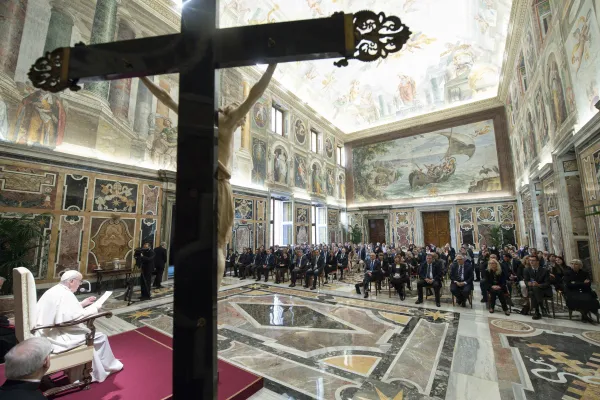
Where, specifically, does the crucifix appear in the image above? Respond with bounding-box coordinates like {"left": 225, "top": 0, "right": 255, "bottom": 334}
{"left": 28, "top": 1, "right": 410, "bottom": 397}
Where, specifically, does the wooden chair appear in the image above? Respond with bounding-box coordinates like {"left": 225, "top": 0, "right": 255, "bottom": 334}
{"left": 13, "top": 267, "right": 113, "bottom": 397}
{"left": 486, "top": 290, "right": 512, "bottom": 313}
{"left": 452, "top": 289, "right": 473, "bottom": 308}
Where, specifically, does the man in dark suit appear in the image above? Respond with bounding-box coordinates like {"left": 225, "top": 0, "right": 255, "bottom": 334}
{"left": 153, "top": 242, "right": 168, "bottom": 288}
{"left": 256, "top": 248, "right": 275, "bottom": 282}
{"left": 524, "top": 256, "right": 552, "bottom": 319}
{"left": 238, "top": 248, "right": 251, "bottom": 280}
{"left": 450, "top": 255, "right": 473, "bottom": 307}
{"left": 305, "top": 249, "right": 324, "bottom": 290}
{"left": 135, "top": 242, "right": 155, "bottom": 301}
{"left": 337, "top": 248, "right": 348, "bottom": 280}
{"left": 290, "top": 249, "right": 309, "bottom": 287}
{"left": 0, "top": 337, "right": 52, "bottom": 399}
{"left": 355, "top": 253, "right": 380, "bottom": 298}
{"left": 416, "top": 254, "right": 443, "bottom": 307}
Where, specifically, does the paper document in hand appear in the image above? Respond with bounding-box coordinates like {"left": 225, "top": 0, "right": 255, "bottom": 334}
{"left": 95, "top": 291, "right": 113, "bottom": 309}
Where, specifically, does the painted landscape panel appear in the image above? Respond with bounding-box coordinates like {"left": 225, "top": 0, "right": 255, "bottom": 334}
{"left": 352, "top": 120, "right": 500, "bottom": 202}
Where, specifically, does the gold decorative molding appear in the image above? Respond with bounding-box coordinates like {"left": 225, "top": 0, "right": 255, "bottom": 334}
{"left": 345, "top": 98, "right": 503, "bottom": 142}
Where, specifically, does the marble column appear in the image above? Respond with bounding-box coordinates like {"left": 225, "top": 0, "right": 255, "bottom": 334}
{"left": 43, "top": 4, "right": 74, "bottom": 54}
{"left": 133, "top": 79, "right": 152, "bottom": 135}
{"left": 85, "top": 0, "right": 118, "bottom": 99}
{"left": 529, "top": 180, "right": 544, "bottom": 250}
{"left": 0, "top": 0, "right": 28, "bottom": 79}
{"left": 555, "top": 154, "right": 577, "bottom": 262}
{"left": 235, "top": 80, "right": 253, "bottom": 182}
{"left": 108, "top": 21, "right": 135, "bottom": 119}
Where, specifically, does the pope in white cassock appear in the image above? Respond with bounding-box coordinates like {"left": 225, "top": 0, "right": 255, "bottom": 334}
{"left": 35, "top": 270, "right": 123, "bottom": 382}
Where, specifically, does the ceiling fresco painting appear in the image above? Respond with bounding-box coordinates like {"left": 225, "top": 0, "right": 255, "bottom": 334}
{"left": 219, "top": 0, "right": 513, "bottom": 133}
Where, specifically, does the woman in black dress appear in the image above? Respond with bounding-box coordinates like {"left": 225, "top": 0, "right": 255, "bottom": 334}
{"left": 563, "top": 259, "right": 599, "bottom": 323}
{"left": 275, "top": 250, "right": 291, "bottom": 284}
{"left": 486, "top": 259, "right": 510, "bottom": 315}
{"left": 550, "top": 256, "right": 566, "bottom": 292}
{"left": 389, "top": 256, "right": 410, "bottom": 300}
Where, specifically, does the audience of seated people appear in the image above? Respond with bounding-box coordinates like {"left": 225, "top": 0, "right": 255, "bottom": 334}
{"left": 222, "top": 241, "right": 598, "bottom": 323}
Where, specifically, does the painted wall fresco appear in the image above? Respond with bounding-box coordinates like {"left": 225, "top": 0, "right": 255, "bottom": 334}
{"left": 0, "top": 0, "right": 345, "bottom": 210}
{"left": 563, "top": 0, "right": 600, "bottom": 127}
{"left": 352, "top": 120, "right": 500, "bottom": 202}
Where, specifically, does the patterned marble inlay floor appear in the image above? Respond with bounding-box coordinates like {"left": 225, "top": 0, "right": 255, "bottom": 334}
{"left": 117, "top": 283, "right": 458, "bottom": 399}
{"left": 101, "top": 280, "right": 600, "bottom": 400}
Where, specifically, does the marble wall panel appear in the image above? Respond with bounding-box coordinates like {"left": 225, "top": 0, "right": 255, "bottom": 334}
{"left": 140, "top": 218, "right": 157, "bottom": 247}
{"left": 233, "top": 222, "right": 253, "bottom": 254}
{"left": 296, "top": 225, "right": 309, "bottom": 244}
{"left": 256, "top": 222, "right": 266, "bottom": 249}
{"left": 87, "top": 217, "right": 135, "bottom": 274}
{"left": 93, "top": 179, "right": 138, "bottom": 213}
{"left": 0, "top": 165, "right": 57, "bottom": 209}
{"left": 565, "top": 175, "right": 589, "bottom": 236}
{"left": 548, "top": 215, "right": 564, "bottom": 256}
{"left": 55, "top": 215, "right": 84, "bottom": 277}
{"left": 234, "top": 198, "right": 253, "bottom": 220}
{"left": 256, "top": 200, "right": 266, "bottom": 221}
{"left": 62, "top": 174, "right": 89, "bottom": 211}
{"left": 142, "top": 184, "right": 160, "bottom": 216}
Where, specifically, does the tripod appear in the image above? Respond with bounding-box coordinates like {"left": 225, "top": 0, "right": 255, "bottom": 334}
{"left": 124, "top": 264, "right": 142, "bottom": 306}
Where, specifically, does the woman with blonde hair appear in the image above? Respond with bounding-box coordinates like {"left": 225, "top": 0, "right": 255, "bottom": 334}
{"left": 487, "top": 258, "right": 510, "bottom": 315}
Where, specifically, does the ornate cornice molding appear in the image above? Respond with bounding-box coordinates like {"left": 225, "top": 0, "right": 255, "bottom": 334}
{"left": 497, "top": 0, "right": 529, "bottom": 103}
{"left": 344, "top": 98, "right": 503, "bottom": 142}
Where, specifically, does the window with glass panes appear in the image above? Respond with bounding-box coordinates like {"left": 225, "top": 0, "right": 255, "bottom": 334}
{"left": 270, "top": 198, "right": 292, "bottom": 246}
{"left": 311, "top": 205, "right": 317, "bottom": 244}
{"left": 336, "top": 145, "right": 344, "bottom": 166}
{"left": 271, "top": 105, "right": 284, "bottom": 135}
{"left": 317, "top": 207, "right": 327, "bottom": 244}
{"left": 311, "top": 130, "right": 319, "bottom": 153}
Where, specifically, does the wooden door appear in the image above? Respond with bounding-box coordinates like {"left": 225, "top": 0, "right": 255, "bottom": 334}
{"left": 368, "top": 219, "right": 386, "bottom": 244}
{"left": 422, "top": 212, "right": 450, "bottom": 247}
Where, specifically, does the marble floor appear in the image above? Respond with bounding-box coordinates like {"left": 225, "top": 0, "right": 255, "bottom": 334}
{"left": 93, "top": 276, "right": 600, "bottom": 399}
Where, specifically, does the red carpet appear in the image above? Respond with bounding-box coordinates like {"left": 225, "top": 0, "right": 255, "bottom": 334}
{"left": 0, "top": 327, "right": 263, "bottom": 400}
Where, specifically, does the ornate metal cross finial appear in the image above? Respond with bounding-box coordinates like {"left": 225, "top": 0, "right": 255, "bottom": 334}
{"left": 28, "top": 46, "right": 82, "bottom": 93}
{"left": 334, "top": 10, "right": 412, "bottom": 67}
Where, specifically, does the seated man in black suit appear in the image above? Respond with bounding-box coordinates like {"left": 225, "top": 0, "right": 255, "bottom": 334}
{"left": 337, "top": 248, "right": 349, "bottom": 280}
{"left": 0, "top": 337, "right": 52, "bottom": 399}
{"left": 324, "top": 249, "right": 337, "bottom": 284}
{"left": 450, "top": 254, "right": 473, "bottom": 307}
{"left": 305, "top": 249, "right": 324, "bottom": 290}
{"left": 355, "top": 253, "right": 380, "bottom": 299}
{"left": 256, "top": 248, "right": 275, "bottom": 282}
{"left": 524, "top": 256, "right": 552, "bottom": 319}
{"left": 290, "top": 249, "right": 309, "bottom": 287}
{"left": 250, "top": 247, "right": 263, "bottom": 279}
{"left": 416, "top": 254, "right": 443, "bottom": 307}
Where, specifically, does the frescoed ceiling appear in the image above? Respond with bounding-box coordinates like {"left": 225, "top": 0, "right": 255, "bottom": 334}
{"left": 218, "top": 0, "right": 514, "bottom": 134}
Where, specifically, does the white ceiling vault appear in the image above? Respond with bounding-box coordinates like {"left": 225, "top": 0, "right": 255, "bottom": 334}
{"left": 218, "top": 0, "right": 514, "bottom": 135}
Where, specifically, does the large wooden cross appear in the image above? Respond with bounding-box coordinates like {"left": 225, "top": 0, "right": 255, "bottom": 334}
{"left": 28, "top": 1, "right": 410, "bottom": 398}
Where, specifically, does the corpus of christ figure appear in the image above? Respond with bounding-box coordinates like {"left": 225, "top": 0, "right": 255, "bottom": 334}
{"left": 140, "top": 65, "right": 277, "bottom": 288}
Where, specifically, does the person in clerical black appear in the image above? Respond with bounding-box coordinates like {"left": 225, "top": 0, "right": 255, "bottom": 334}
{"left": 377, "top": 252, "right": 389, "bottom": 290}
{"left": 239, "top": 248, "right": 253, "bottom": 280}
{"left": 523, "top": 256, "right": 551, "bottom": 320}
{"left": 275, "top": 249, "right": 290, "bottom": 284}
{"left": 563, "top": 259, "right": 599, "bottom": 323}
{"left": 256, "top": 248, "right": 275, "bottom": 282}
{"left": 416, "top": 253, "right": 443, "bottom": 307}
{"left": 135, "top": 242, "right": 155, "bottom": 301}
{"left": 450, "top": 254, "right": 473, "bottom": 307}
{"left": 289, "top": 249, "right": 309, "bottom": 288}
{"left": 153, "top": 242, "right": 168, "bottom": 288}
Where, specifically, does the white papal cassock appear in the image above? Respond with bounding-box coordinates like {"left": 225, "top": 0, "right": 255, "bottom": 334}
{"left": 35, "top": 284, "right": 123, "bottom": 382}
